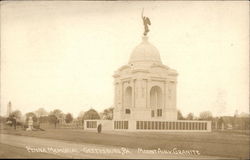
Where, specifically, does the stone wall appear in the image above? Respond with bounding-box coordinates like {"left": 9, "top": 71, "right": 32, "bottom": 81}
{"left": 84, "top": 119, "right": 211, "bottom": 132}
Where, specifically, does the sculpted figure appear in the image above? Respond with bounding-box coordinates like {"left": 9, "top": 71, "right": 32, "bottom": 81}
{"left": 141, "top": 9, "right": 151, "bottom": 36}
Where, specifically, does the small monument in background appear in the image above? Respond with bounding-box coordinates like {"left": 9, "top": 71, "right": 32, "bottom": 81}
{"left": 7, "top": 101, "right": 12, "bottom": 117}
{"left": 26, "top": 116, "right": 33, "bottom": 131}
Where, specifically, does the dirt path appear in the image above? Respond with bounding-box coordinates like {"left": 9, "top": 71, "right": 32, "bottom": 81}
{"left": 0, "top": 134, "right": 229, "bottom": 159}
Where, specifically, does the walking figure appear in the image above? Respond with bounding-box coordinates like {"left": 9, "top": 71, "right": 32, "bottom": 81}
{"left": 97, "top": 123, "right": 102, "bottom": 133}
{"left": 13, "top": 117, "right": 17, "bottom": 130}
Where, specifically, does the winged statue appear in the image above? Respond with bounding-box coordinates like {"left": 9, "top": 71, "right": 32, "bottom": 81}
{"left": 141, "top": 9, "right": 151, "bottom": 36}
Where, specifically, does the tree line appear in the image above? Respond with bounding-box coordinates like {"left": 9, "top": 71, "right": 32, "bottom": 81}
{"left": 1, "top": 107, "right": 249, "bottom": 130}
{"left": 1, "top": 107, "right": 113, "bottom": 129}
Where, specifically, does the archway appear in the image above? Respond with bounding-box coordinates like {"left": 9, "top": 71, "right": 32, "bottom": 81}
{"left": 150, "top": 86, "right": 162, "bottom": 108}
{"left": 124, "top": 86, "right": 132, "bottom": 108}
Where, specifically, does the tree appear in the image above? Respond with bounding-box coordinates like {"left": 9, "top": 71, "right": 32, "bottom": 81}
{"left": 25, "top": 112, "right": 38, "bottom": 122}
{"left": 77, "top": 111, "right": 85, "bottom": 126}
{"left": 78, "top": 111, "right": 85, "bottom": 119}
{"left": 50, "top": 109, "right": 63, "bottom": 119}
{"left": 35, "top": 108, "right": 48, "bottom": 117}
{"left": 177, "top": 110, "right": 184, "bottom": 120}
{"left": 101, "top": 107, "right": 114, "bottom": 120}
{"left": 0, "top": 116, "right": 6, "bottom": 123}
{"left": 218, "top": 117, "right": 224, "bottom": 129}
{"left": 199, "top": 111, "right": 213, "bottom": 120}
{"left": 65, "top": 113, "right": 73, "bottom": 123}
{"left": 186, "top": 113, "right": 194, "bottom": 120}
{"left": 39, "top": 116, "right": 49, "bottom": 123}
{"left": 49, "top": 109, "right": 64, "bottom": 127}
{"left": 8, "top": 110, "right": 22, "bottom": 129}
{"left": 83, "top": 109, "right": 100, "bottom": 120}
{"left": 48, "top": 114, "right": 58, "bottom": 128}
{"left": 50, "top": 109, "right": 64, "bottom": 121}
{"left": 9, "top": 110, "right": 22, "bottom": 120}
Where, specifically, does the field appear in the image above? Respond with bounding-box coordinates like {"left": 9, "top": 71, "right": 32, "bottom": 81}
{"left": 1, "top": 128, "right": 249, "bottom": 159}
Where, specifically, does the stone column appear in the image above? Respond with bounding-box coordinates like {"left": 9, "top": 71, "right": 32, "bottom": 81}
{"left": 173, "top": 81, "right": 177, "bottom": 108}
{"left": 165, "top": 80, "right": 170, "bottom": 108}
{"left": 131, "top": 79, "right": 135, "bottom": 108}
{"left": 147, "top": 79, "right": 152, "bottom": 108}
{"left": 215, "top": 121, "right": 218, "bottom": 130}
{"left": 119, "top": 80, "right": 123, "bottom": 109}
{"left": 137, "top": 78, "right": 142, "bottom": 108}
{"left": 114, "top": 82, "right": 118, "bottom": 107}
{"left": 164, "top": 80, "right": 167, "bottom": 109}
{"left": 141, "top": 79, "right": 147, "bottom": 107}
{"left": 146, "top": 79, "right": 148, "bottom": 108}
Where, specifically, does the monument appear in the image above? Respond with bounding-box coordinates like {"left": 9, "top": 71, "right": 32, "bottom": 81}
{"left": 113, "top": 14, "right": 178, "bottom": 121}
{"left": 84, "top": 12, "right": 211, "bottom": 132}
{"left": 7, "top": 101, "right": 12, "bottom": 117}
{"left": 26, "top": 116, "right": 33, "bottom": 131}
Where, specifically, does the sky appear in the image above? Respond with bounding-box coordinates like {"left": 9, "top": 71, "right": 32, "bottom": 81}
{"left": 1, "top": 1, "right": 249, "bottom": 118}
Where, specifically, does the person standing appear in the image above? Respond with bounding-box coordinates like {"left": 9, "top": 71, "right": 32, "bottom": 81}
{"left": 97, "top": 123, "right": 102, "bottom": 133}
{"left": 13, "top": 116, "right": 17, "bottom": 130}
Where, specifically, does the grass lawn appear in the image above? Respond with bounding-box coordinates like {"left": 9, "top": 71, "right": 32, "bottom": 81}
{"left": 1, "top": 128, "right": 249, "bottom": 159}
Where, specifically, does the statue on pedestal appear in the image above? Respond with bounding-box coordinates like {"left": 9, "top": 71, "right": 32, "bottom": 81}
{"left": 26, "top": 116, "right": 33, "bottom": 131}
{"left": 141, "top": 9, "right": 151, "bottom": 36}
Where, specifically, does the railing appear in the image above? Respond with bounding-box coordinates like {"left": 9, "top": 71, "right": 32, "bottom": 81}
{"left": 114, "top": 121, "right": 129, "bottom": 129}
{"left": 40, "top": 122, "right": 84, "bottom": 129}
{"left": 136, "top": 121, "right": 209, "bottom": 130}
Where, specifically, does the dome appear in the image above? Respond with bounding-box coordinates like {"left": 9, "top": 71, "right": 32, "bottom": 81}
{"left": 129, "top": 36, "right": 162, "bottom": 64}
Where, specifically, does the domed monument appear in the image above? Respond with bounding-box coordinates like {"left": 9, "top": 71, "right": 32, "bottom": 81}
{"left": 85, "top": 11, "right": 211, "bottom": 132}
{"left": 113, "top": 35, "right": 178, "bottom": 121}
{"left": 113, "top": 10, "right": 178, "bottom": 123}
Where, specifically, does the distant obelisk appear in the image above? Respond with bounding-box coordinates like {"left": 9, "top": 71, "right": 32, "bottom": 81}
{"left": 7, "top": 101, "right": 12, "bottom": 117}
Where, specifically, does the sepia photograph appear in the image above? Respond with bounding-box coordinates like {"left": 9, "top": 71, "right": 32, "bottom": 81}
{"left": 0, "top": 1, "right": 249, "bottom": 159}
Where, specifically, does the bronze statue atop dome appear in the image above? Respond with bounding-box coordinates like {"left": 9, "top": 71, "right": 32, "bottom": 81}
{"left": 141, "top": 9, "right": 151, "bottom": 36}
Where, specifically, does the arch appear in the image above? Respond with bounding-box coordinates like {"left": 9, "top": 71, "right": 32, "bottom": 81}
{"left": 150, "top": 86, "right": 162, "bottom": 108}
{"left": 124, "top": 86, "right": 132, "bottom": 108}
